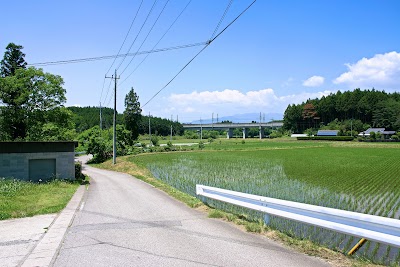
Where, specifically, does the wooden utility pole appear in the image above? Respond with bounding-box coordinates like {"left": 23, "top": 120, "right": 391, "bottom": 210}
{"left": 99, "top": 102, "right": 102, "bottom": 130}
{"left": 105, "top": 70, "right": 119, "bottom": 164}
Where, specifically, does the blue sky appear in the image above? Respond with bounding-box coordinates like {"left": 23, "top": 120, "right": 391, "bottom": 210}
{"left": 1, "top": 0, "right": 400, "bottom": 122}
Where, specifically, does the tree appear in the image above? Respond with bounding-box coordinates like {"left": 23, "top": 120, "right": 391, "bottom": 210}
{"left": 0, "top": 43, "right": 27, "bottom": 77}
{"left": 0, "top": 67, "right": 71, "bottom": 140}
{"left": 372, "top": 99, "right": 400, "bottom": 130}
{"left": 283, "top": 104, "right": 303, "bottom": 132}
{"left": 124, "top": 88, "right": 142, "bottom": 143}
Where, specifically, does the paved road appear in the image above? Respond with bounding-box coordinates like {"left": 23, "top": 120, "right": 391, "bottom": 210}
{"left": 54, "top": 162, "right": 330, "bottom": 267}
{"left": 0, "top": 214, "right": 56, "bottom": 267}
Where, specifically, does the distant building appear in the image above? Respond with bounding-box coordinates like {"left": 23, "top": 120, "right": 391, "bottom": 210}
{"left": 358, "top": 128, "right": 396, "bottom": 138}
{"left": 317, "top": 130, "right": 339, "bottom": 136}
{"left": 291, "top": 134, "right": 307, "bottom": 138}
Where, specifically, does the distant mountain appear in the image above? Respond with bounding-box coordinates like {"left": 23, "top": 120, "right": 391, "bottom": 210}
{"left": 189, "top": 113, "right": 283, "bottom": 124}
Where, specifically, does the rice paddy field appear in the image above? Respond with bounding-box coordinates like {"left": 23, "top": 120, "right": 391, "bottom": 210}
{"left": 128, "top": 139, "right": 400, "bottom": 265}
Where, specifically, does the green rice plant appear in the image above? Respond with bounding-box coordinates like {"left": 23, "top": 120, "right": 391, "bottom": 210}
{"left": 131, "top": 141, "right": 400, "bottom": 264}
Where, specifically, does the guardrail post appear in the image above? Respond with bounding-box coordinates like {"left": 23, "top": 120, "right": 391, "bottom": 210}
{"left": 348, "top": 238, "right": 367, "bottom": 255}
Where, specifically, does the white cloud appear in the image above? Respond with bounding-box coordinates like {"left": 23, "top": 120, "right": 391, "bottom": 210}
{"left": 303, "top": 76, "right": 325, "bottom": 87}
{"left": 164, "top": 88, "right": 331, "bottom": 120}
{"left": 334, "top": 51, "right": 400, "bottom": 89}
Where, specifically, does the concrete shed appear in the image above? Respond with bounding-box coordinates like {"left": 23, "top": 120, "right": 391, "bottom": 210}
{"left": 0, "top": 142, "right": 77, "bottom": 182}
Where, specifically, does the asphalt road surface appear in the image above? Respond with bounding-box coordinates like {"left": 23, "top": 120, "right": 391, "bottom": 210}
{"left": 53, "top": 161, "right": 330, "bottom": 267}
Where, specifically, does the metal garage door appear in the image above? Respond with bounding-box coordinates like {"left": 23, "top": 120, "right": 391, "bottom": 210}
{"left": 29, "top": 159, "right": 56, "bottom": 182}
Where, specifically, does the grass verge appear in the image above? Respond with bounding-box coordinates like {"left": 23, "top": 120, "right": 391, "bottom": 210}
{"left": 94, "top": 155, "right": 384, "bottom": 267}
{"left": 0, "top": 178, "right": 79, "bottom": 220}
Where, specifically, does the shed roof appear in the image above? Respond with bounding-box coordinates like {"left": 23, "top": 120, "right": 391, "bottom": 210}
{"left": 364, "top": 128, "right": 385, "bottom": 134}
{"left": 317, "top": 130, "right": 339, "bottom": 136}
{"left": 0, "top": 142, "right": 78, "bottom": 153}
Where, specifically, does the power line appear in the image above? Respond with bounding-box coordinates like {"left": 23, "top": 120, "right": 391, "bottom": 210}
{"left": 105, "top": 0, "right": 144, "bottom": 76}
{"left": 210, "top": 0, "right": 234, "bottom": 40}
{"left": 103, "top": 77, "right": 114, "bottom": 107}
{"left": 99, "top": 78, "right": 106, "bottom": 106}
{"left": 119, "top": 0, "right": 192, "bottom": 87}
{"left": 27, "top": 42, "right": 206, "bottom": 67}
{"left": 119, "top": 0, "right": 169, "bottom": 76}
{"left": 115, "top": 0, "right": 158, "bottom": 71}
{"left": 142, "top": 0, "right": 257, "bottom": 108}
{"left": 100, "top": 1, "right": 143, "bottom": 108}
{"left": 142, "top": 45, "right": 207, "bottom": 109}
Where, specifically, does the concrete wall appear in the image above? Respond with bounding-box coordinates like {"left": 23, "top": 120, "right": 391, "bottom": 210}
{"left": 0, "top": 152, "right": 75, "bottom": 181}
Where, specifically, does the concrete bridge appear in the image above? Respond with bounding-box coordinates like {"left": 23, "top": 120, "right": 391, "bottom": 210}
{"left": 182, "top": 122, "right": 283, "bottom": 139}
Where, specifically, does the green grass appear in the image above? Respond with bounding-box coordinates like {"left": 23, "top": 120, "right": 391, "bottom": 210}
{"left": 0, "top": 178, "right": 79, "bottom": 220}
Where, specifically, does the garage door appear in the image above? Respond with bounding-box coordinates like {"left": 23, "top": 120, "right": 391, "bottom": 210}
{"left": 29, "top": 159, "right": 56, "bottom": 182}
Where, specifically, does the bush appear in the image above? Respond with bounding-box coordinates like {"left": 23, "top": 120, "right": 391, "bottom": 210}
{"left": 297, "top": 136, "right": 354, "bottom": 141}
{"left": 269, "top": 131, "right": 283, "bottom": 139}
{"left": 199, "top": 141, "right": 205, "bottom": 150}
{"left": 392, "top": 135, "right": 399, "bottom": 140}
{"left": 75, "top": 162, "right": 83, "bottom": 179}
{"left": 150, "top": 136, "right": 159, "bottom": 146}
{"left": 369, "top": 131, "right": 376, "bottom": 141}
{"left": 87, "top": 137, "right": 112, "bottom": 163}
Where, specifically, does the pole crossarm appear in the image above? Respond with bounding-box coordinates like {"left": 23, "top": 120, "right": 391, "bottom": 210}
{"left": 196, "top": 185, "right": 400, "bottom": 247}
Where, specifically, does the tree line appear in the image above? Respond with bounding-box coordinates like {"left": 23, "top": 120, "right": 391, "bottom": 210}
{"left": 283, "top": 89, "right": 400, "bottom": 134}
{"left": 68, "top": 106, "right": 183, "bottom": 136}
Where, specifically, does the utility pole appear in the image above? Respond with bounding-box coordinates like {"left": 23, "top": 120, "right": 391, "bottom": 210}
{"left": 148, "top": 112, "right": 151, "bottom": 146}
{"left": 200, "top": 117, "right": 203, "bottom": 140}
{"left": 170, "top": 125, "right": 173, "bottom": 141}
{"left": 105, "top": 69, "right": 119, "bottom": 165}
{"left": 99, "top": 102, "right": 102, "bottom": 130}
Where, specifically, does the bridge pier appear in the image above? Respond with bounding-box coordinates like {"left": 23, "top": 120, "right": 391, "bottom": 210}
{"left": 226, "top": 128, "right": 233, "bottom": 139}
{"left": 259, "top": 126, "right": 264, "bottom": 139}
{"left": 242, "top": 128, "right": 248, "bottom": 139}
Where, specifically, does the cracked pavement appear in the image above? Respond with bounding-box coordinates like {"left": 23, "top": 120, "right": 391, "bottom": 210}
{"left": 0, "top": 214, "right": 56, "bottom": 267}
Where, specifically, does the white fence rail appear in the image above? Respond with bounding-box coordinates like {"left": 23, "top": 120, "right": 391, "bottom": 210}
{"left": 196, "top": 185, "right": 400, "bottom": 247}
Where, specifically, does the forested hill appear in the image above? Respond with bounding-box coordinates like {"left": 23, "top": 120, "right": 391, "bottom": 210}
{"left": 68, "top": 106, "right": 183, "bottom": 136}
{"left": 67, "top": 106, "right": 122, "bottom": 132}
{"left": 283, "top": 89, "right": 400, "bottom": 133}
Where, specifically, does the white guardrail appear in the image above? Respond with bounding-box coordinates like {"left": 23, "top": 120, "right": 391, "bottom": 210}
{"left": 196, "top": 185, "right": 400, "bottom": 247}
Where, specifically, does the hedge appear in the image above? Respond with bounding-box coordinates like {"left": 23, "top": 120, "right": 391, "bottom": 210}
{"left": 297, "top": 136, "right": 354, "bottom": 141}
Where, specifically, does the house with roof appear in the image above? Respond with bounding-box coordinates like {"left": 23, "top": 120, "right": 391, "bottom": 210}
{"left": 317, "top": 130, "right": 339, "bottom": 136}
{"left": 358, "top": 128, "right": 396, "bottom": 139}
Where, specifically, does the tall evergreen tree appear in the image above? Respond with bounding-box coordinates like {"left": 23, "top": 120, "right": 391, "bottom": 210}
{"left": 124, "top": 88, "right": 142, "bottom": 143}
{"left": 0, "top": 43, "right": 27, "bottom": 77}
